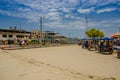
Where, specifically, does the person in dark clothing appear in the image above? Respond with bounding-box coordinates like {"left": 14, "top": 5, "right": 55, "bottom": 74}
{"left": 117, "top": 40, "right": 120, "bottom": 46}
{"left": 99, "top": 41, "right": 104, "bottom": 52}
{"left": 8, "top": 39, "right": 14, "bottom": 47}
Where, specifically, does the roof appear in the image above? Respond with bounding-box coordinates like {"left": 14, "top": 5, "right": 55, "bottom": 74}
{"left": 0, "top": 29, "right": 31, "bottom": 34}
{"left": 80, "top": 37, "right": 114, "bottom": 40}
{"left": 55, "top": 35, "right": 67, "bottom": 38}
{"left": 110, "top": 32, "right": 120, "bottom": 38}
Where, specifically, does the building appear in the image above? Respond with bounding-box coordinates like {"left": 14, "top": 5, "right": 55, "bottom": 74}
{"left": 0, "top": 28, "right": 31, "bottom": 40}
{"left": 31, "top": 30, "right": 67, "bottom": 43}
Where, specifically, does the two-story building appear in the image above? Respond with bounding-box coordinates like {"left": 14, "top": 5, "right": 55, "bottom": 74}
{"left": 0, "top": 28, "right": 31, "bottom": 40}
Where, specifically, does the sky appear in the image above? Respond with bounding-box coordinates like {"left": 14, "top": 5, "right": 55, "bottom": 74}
{"left": 0, "top": 0, "right": 120, "bottom": 38}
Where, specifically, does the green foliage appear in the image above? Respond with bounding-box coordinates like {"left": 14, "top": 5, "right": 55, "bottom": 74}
{"left": 85, "top": 28, "right": 104, "bottom": 37}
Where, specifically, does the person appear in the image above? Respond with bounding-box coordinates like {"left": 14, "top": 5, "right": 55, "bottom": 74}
{"left": 14, "top": 38, "right": 17, "bottom": 45}
{"left": 19, "top": 40, "right": 22, "bottom": 46}
{"left": 22, "top": 40, "right": 25, "bottom": 47}
{"left": 8, "top": 39, "right": 12, "bottom": 47}
{"left": 99, "top": 40, "right": 104, "bottom": 52}
{"left": 85, "top": 41, "right": 88, "bottom": 48}
{"left": 106, "top": 41, "right": 110, "bottom": 48}
{"left": 117, "top": 40, "right": 120, "bottom": 46}
{"left": 109, "top": 41, "right": 113, "bottom": 47}
{"left": 19, "top": 39, "right": 25, "bottom": 47}
{"left": 2, "top": 40, "right": 6, "bottom": 47}
{"left": 27, "top": 39, "right": 31, "bottom": 46}
{"left": 103, "top": 40, "right": 106, "bottom": 47}
{"left": 82, "top": 41, "right": 85, "bottom": 48}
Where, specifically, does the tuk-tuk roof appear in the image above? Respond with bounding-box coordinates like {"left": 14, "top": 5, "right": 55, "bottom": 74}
{"left": 81, "top": 37, "right": 114, "bottom": 40}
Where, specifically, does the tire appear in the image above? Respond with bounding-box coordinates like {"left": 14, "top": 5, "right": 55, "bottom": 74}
{"left": 98, "top": 48, "right": 100, "bottom": 53}
{"left": 109, "top": 49, "right": 113, "bottom": 54}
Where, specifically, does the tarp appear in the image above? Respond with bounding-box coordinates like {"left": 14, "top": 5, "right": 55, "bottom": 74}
{"left": 80, "top": 37, "right": 98, "bottom": 40}
{"left": 81, "top": 37, "right": 114, "bottom": 40}
{"left": 99, "top": 37, "right": 114, "bottom": 40}
{"left": 81, "top": 38, "right": 87, "bottom": 40}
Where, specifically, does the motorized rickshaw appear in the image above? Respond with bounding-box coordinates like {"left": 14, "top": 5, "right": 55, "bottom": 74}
{"left": 87, "top": 38, "right": 98, "bottom": 51}
{"left": 81, "top": 38, "right": 89, "bottom": 48}
{"left": 98, "top": 37, "right": 114, "bottom": 54}
{"left": 81, "top": 38, "right": 98, "bottom": 50}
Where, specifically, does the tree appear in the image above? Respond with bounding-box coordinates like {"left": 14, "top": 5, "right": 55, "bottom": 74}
{"left": 85, "top": 28, "right": 104, "bottom": 37}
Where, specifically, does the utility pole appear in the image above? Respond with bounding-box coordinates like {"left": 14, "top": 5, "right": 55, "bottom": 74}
{"left": 68, "top": 33, "right": 70, "bottom": 38}
{"left": 85, "top": 14, "right": 88, "bottom": 31}
{"left": 119, "top": 26, "right": 120, "bottom": 32}
{"left": 40, "top": 16, "right": 42, "bottom": 45}
{"left": 85, "top": 14, "right": 88, "bottom": 38}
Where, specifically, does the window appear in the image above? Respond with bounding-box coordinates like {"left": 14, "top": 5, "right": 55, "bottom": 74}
{"left": 9, "top": 35, "right": 13, "bottom": 38}
{"left": 2, "top": 34, "right": 7, "bottom": 38}
{"left": 16, "top": 35, "right": 24, "bottom": 38}
{"left": 16, "top": 35, "right": 20, "bottom": 38}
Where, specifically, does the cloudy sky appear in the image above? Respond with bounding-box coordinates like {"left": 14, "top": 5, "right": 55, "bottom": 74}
{"left": 0, "top": 0, "right": 120, "bottom": 38}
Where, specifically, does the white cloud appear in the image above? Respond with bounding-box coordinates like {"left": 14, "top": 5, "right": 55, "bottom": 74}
{"left": 68, "top": 0, "right": 78, "bottom": 3}
{"left": 97, "top": 0, "right": 117, "bottom": 7}
{"left": 88, "top": 18, "right": 120, "bottom": 28}
{"left": 48, "top": 8, "right": 57, "bottom": 12}
{"left": 61, "top": 8, "right": 73, "bottom": 12}
{"left": 18, "top": 8, "right": 31, "bottom": 12}
{"left": 0, "top": 0, "right": 119, "bottom": 32}
{"left": 97, "top": 8, "right": 117, "bottom": 14}
{"left": 0, "top": 10, "right": 12, "bottom": 16}
{"left": 2, "top": 0, "right": 118, "bottom": 22}
{"left": 80, "top": 0, "right": 118, "bottom": 8}
{"left": 44, "top": 18, "right": 86, "bottom": 30}
{"left": 46, "top": 12, "right": 61, "bottom": 21}
{"left": 112, "top": 19, "right": 120, "bottom": 23}
{"left": 88, "top": 18, "right": 120, "bottom": 37}
{"left": 77, "top": 8, "right": 94, "bottom": 14}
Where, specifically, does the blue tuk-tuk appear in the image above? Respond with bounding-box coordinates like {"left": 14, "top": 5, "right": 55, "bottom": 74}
{"left": 98, "top": 37, "right": 114, "bottom": 54}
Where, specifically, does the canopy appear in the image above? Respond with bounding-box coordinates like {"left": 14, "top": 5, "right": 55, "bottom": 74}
{"left": 81, "top": 38, "right": 87, "bottom": 40}
{"left": 81, "top": 37, "right": 114, "bottom": 40}
{"left": 100, "top": 37, "right": 114, "bottom": 40}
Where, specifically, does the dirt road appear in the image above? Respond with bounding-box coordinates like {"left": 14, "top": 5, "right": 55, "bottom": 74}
{"left": 0, "top": 45, "right": 120, "bottom": 80}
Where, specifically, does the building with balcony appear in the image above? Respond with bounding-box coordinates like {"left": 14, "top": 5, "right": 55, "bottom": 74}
{"left": 0, "top": 28, "right": 31, "bottom": 40}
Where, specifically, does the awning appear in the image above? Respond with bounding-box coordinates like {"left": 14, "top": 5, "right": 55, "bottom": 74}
{"left": 110, "top": 32, "right": 120, "bottom": 38}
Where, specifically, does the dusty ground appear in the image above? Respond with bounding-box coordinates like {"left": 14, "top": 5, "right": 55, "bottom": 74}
{"left": 0, "top": 45, "right": 120, "bottom": 80}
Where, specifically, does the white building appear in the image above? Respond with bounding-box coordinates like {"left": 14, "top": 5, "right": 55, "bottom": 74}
{"left": 0, "top": 29, "right": 31, "bottom": 40}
